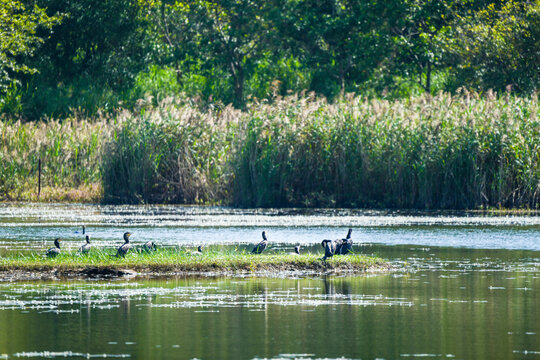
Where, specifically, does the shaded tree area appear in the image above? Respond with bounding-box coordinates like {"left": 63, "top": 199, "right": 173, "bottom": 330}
{"left": 0, "top": 0, "right": 538, "bottom": 119}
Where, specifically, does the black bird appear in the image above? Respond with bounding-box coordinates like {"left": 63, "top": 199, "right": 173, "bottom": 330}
{"left": 289, "top": 245, "right": 301, "bottom": 255}
{"left": 334, "top": 228, "right": 353, "bottom": 255}
{"left": 251, "top": 231, "right": 268, "bottom": 254}
{"left": 193, "top": 245, "right": 203, "bottom": 255}
{"left": 46, "top": 238, "right": 62, "bottom": 258}
{"left": 321, "top": 239, "right": 335, "bottom": 261}
{"left": 79, "top": 235, "right": 92, "bottom": 254}
{"left": 142, "top": 240, "right": 157, "bottom": 252}
{"left": 339, "top": 228, "right": 353, "bottom": 255}
{"left": 75, "top": 225, "right": 86, "bottom": 235}
{"left": 116, "top": 232, "right": 132, "bottom": 258}
{"left": 333, "top": 238, "right": 344, "bottom": 255}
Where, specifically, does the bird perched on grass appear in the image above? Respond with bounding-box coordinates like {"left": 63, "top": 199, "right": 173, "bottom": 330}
{"left": 335, "top": 228, "right": 353, "bottom": 255}
{"left": 321, "top": 239, "right": 335, "bottom": 261}
{"left": 341, "top": 228, "right": 353, "bottom": 254}
{"left": 192, "top": 245, "right": 203, "bottom": 255}
{"left": 116, "top": 232, "right": 132, "bottom": 258}
{"left": 46, "top": 238, "right": 62, "bottom": 258}
{"left": 142, "top": 240, "right": 157, "bottom": 252}
{"left": 78, "top": 235, "right": 92, "bottom": 254}
{"left": 186, "top": 245, "right": 203, "bottom": 256}
{"left": 251, "top": 231, "right": 268, "bottom": 254}
{"left": 289, "top": 245, "right": 301, "bottom": 255}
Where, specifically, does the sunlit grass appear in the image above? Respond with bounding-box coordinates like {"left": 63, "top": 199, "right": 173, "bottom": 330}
{"left": 0, "top": 116, "right": 109, "bottom": 202}
{"left": 0, "top": 248, "right": 387, "bottom": 273}
{"left": 2, "top": 91, "right": 539, "bottom": 208}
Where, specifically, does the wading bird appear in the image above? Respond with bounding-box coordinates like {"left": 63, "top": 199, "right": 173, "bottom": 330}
{"left": 79, "top": 235, "right": 92, "bottom": 254}
{"left": 251, "top": 231, "right": 268, "bottom": 254}
{"left": 116, "top": 232, "right": 132, "bottom": 258}
{"left": 46, "top": 238, "right": 62, "bottom": 258}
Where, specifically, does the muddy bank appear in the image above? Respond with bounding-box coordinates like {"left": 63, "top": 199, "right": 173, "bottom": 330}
{"left": 0, "top": 262, "right": 392, "bottom": 281}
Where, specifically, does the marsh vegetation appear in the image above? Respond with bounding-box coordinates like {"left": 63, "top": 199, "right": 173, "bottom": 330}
{"left": 2, "top": 93, "right": 538, "bottom": 209}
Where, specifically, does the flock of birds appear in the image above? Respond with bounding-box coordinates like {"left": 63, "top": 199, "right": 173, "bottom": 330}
{"left": 45, "top": 226, "right": 355, "bottom": 261}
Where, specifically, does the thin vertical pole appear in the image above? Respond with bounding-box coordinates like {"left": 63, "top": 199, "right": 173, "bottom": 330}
{"left": 38, "top": 157, "right": 41, "bottom": 200}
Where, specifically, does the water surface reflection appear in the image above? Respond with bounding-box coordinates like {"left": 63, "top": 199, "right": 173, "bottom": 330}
{"left": 0, "top": 246, "right": 538, "bottom": 360}
{"left": 0, "top": 204, "right": 538, "bottom": 359}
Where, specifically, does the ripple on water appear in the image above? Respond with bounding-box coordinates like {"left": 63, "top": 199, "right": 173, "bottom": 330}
{"left": 2, "top": 204, "right": 540, "bottom": 251}
{"left": 0, "top": 281, "right": 416, "bottom": 312}
{"left": 253, "top": 356, "right": 353, "bottom": 360}
{"left": 12, "top": 351, "right": 131, "bottom": 358}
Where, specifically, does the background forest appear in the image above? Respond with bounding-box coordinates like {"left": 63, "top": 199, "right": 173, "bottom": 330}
{"left": 0, "top": 0, "right": 539, "bottom": 208}
{"left": 0, "top": 0, "right": 538, "bottom": 118}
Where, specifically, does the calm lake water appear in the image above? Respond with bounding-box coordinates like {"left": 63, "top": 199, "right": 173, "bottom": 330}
{"left": 0, "top": 204, "right": 538, "bottom": 359}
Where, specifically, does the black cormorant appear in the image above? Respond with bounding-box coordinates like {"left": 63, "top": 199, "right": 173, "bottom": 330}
{"left": 46, "top": 238, "right": 62, "bottom": 258}
{"left": 79, "top": 235, "right": 91, "bottom": 254}
{"left": 321, "top": 239, "right": 335, "bottom": 261}
{"left": 192, "top": 245, "right": 203, "bottom": 255}
{"left": 116, "top": 232, "right": 132, "bottom": 258}
{"left": 340, "top": 228, "right": 353, "bottom": 255}
{"left": 289, "top": 245, "right": 301, "bottom": 255}
{"left": 334, "top": 228, "right": 353, "bottom": 255}
{"left": 251, "top": 231, "right": 268, "bottom": 254}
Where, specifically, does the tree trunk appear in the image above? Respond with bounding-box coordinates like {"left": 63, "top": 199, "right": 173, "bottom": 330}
{"left": 426, "top": 60, "right": 431, "bottom": 93}
{"left": 231, "top": 62, "right": 244, "bottom": 107}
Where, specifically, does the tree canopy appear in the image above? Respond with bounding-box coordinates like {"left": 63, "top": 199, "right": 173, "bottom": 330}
{"left": 1, "top": 0, "right": 538, "bottom": 118}
{"left": 0, "top": 0, "right": 59, "bottom": 92}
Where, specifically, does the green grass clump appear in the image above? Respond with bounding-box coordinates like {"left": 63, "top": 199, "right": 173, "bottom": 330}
{"left": 102, "top": 99, "right": 234, "bottom": 204}
{"left": 0, "top": 248, "right": 386, "bottom": 274}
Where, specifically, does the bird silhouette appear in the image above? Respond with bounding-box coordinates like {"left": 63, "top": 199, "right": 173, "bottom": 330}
{"left": 321, "top": 239, "right": 335, "bottom": 261}
{"left": 251, "top": 231, "right": 268, "bottom": 254}
{"left": 46, "top": 238, "right": 62, "bottom": 258}
{"left": 78, "top": 235, "right": 92, "bottom": 254}
{"left": 116, "top": 232, "right": 132, "bottom": 258}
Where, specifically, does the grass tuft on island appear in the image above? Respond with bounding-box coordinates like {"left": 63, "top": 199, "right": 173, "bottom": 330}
{"left": 0, "top": 248, "right": 389, "bottom": 280}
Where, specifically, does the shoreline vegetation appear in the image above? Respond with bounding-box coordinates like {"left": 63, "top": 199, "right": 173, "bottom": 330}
{"left": 1, "top": 92, "right": 539, "bottom": 209}
{"left": 0, "top": 250, "right": 389, "bottom": 281}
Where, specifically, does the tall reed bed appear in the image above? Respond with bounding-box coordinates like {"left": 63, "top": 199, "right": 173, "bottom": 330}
{"left": 102, "top": 99, "right": 238, "bottom": 203}
{"left": 236, "top": 91, "right": 540, "bottom": 208}
{"left": 0, "top": 117, "right": 111, "bottom": 201}
{"left": 2, "top": 92, "right": 539, "bottom": 208}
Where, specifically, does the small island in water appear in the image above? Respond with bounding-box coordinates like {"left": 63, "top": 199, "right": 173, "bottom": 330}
{"left": 0, "top": 248, "right": 389, "bottom": 281}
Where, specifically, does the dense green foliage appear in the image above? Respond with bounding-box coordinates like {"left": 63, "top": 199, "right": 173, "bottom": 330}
{"left": 103, "top": 92, "right": 540, "bottom": 209}
{"left": 102, "top": 100, "right": 232, "bottom": 204}
{"left": 445, "top": 0, "right": 540, "bottom": 93}
{"left": 0, "top": 0, "right": 538, "bottom": 209}
{"left": 3, "top": 93, "right": 537, "bottom": 209}
{"left": 0, "top": 0, "right": 59, "bottom": 93}
{"left": 0, "top": 0, "right": 537, "bottom": 118}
